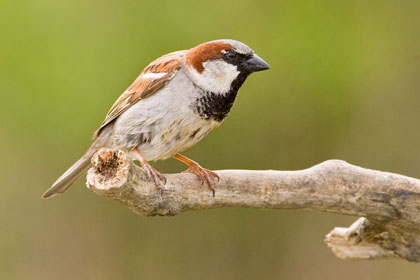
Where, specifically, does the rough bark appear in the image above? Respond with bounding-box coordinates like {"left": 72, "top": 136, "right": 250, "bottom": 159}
{"left": 86, "top": 148, "right": 420, "bottom": 263}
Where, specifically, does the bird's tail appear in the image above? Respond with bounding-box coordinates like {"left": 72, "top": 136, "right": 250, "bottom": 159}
{"left": 42, "top": 125, "right": 112, "bottom": 199}
{"left": 42, "top": 149, "right": 95, "bottom": 199}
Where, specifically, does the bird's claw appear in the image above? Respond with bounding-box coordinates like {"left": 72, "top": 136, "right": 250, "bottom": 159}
{"left": 142, "top": 162, "right": 166, "bottom": 191}
{"left": 184, "top": 163, "right": 219, "bottom": 196}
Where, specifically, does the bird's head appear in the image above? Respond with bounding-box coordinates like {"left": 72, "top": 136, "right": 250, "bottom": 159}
{"left": 184, "top": 39, "right": 270, "bottom": 94}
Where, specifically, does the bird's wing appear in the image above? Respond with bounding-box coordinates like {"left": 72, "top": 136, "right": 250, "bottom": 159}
{"left": 94, "top": 51, "right": 184, "bottom": 137}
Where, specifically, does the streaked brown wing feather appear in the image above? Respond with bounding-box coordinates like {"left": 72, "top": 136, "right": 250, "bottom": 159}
{"left": 94, "top": 51, "right": 184, "bottom": 138}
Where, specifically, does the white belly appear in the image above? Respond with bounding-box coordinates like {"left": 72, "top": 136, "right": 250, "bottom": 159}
{"left": 111, "top": 70, "right": 220, "bottom": 161}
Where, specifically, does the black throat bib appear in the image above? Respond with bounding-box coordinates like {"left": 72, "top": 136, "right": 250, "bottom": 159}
{"left": 192, "top": 72, "right": 250, "bottom": 122}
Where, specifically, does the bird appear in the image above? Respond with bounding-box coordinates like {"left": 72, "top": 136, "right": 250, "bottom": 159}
{"left": 42, "top": 39, "right": 270, "bottom": 199}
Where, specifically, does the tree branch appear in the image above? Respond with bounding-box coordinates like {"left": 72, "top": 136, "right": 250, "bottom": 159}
{"left": 86, "top": 148, "right": 420, "bottom": 263}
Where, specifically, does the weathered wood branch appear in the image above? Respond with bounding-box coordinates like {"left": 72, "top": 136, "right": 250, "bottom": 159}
{"left": 86, "top": 148, "right": 420, "bottom": 263}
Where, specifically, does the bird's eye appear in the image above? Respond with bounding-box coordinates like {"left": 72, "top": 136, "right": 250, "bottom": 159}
{"left": 226, "top": 51, "right": 237, "bottom": 60}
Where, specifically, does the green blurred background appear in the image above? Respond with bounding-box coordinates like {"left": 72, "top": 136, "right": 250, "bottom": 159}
{"left": 1, "top": 0, "right": 420, "bottom": 279}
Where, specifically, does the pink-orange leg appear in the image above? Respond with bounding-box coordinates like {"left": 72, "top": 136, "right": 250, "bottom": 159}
{"left": 133, "top": 148, "right": 166, "bottom": 190}
{"left": 174, "top": 153, "right": 219, "bottom": 196}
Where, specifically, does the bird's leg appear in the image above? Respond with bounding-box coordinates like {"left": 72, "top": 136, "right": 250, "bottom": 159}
{"left": 173, "top": 153, "right": 219, "bottom": 196}
{"left": 133, "top": 148, "right": 166, "bottom": 191}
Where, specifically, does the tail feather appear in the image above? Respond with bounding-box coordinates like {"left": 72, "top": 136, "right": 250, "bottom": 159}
{"left": 42, "top": 152, "right": 94, "bottom": 199}
{"left": 43, "top": 124, "right": 112, "bottom": 199}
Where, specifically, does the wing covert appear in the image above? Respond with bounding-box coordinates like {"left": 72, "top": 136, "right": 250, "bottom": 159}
{"left": 94, "top": 51, "right": 184, "bottom": 137}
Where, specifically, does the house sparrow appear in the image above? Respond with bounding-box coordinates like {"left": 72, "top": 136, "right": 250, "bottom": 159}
{"left": 42, "top": 39, "right": 270, "bottom": 199}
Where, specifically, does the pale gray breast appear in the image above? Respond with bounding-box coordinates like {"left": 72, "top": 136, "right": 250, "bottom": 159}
{"left": 111, "top": 69, "right": 220, "bottom": 161}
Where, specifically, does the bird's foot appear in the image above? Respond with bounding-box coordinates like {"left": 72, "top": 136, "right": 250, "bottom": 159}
{"left": 141, "top": 161, "right": 166, "bottom": 191}
{"left": 184, "top": 163, "right": 219, "bottom": 196}
{"left": 134, "top": 148, "right": 166, "bottom": 192}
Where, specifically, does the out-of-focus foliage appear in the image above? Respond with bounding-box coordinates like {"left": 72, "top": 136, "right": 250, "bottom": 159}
{"left": 1, "top": 0, "right": 420, "bottom": 279}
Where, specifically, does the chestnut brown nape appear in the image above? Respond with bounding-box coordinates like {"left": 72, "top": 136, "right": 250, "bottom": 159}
{"left": 186, "top": 41, "right": 233, "bottom": 73}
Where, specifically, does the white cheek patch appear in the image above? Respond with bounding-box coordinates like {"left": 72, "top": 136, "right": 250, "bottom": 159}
{"left": 141, "top": 72, "right": 167, "bottom": 79}
{"left": 187, "top": 60, "right": 239, "bottom": 94}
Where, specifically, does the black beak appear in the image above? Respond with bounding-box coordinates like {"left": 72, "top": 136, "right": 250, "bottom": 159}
{"left": 242, "top": 54, "right": 270, "bottom": 73}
